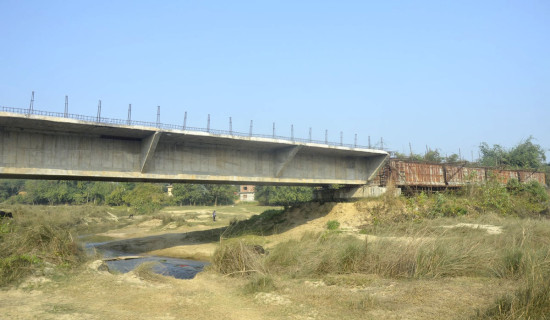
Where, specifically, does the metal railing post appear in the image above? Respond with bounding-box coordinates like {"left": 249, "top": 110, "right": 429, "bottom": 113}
{"left": 64, "top": 95, "right": 68, "bottom": 117}
{"left": 96, "top": 100, "right": 102, "bottom": 122}
{"left": 183, "top": 111, "right": 187, "bottom": 130}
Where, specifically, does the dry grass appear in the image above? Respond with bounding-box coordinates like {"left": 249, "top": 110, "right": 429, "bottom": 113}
{"left": 210, "top": 238, "right": 268, "bottom": 277}
{"left": 0, "top": 205, "right": 131, "bottom": 286}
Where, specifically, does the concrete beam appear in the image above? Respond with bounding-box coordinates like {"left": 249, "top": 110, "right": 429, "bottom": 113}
{"left": 274, "top": 145, "right": 303, "bottom": 178}
{"left": 140, "top": 132, "right": 161, "bottom": 173}
{"left": 0, "top": 112, "right": 390, "bottom": 185}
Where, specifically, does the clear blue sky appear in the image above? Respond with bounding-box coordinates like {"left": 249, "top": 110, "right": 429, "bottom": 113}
{"left": 1, "top": 1, "right": 548, "bottom": 160}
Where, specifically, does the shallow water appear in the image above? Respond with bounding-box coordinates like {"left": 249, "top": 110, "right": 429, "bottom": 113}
{"left": 85, "top": 242, "right": 208, "bottom": 279}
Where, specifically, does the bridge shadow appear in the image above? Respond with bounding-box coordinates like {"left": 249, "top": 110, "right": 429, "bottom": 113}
{"left": 96, "top": 202, "right": 338, "bottom": 255}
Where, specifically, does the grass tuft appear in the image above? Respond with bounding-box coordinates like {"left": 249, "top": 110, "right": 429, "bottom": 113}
{"left": 211, "top": 239, "right": 267, "bottom": 277}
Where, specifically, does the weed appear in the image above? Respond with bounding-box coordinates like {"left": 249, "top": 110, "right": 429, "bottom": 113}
{"left": 326, "top": 220, "right": 340, "bottom": 230}
{"left": 133, "top": 262, "right": 169, "bottom": 282}
{"left": 243, "top": 274, "right": 276, "bottom": 294}
{"left": 151, "top": 212, "right": 187, "bottom": 227}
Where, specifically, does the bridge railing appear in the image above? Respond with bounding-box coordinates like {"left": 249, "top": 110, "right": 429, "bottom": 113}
{"left": 0, "top": 106, "right": 384, "bottom": 150}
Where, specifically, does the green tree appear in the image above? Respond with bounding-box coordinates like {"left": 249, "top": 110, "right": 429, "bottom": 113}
{"left": 255, "top": 186, "right": 313, "bottom": 208}
{"left": 122, "top": 183, "right": 167, "bottom": 214}
{"left": 424, "top": 149, "right": 444, "bottom": 163}
{"left": 106, "top": 185, "right": 128, "bottom": 206}
{"left": 171, "top": 184, "right": 237, "bottom": 206}
{"left": 172, "top": 184, "right": 209, "bottom": 206}
{"left": 205, "top": 185, "right": 237, "bottom": 206}
{"left": 445, "top": 153, "right": 461, "bottom": 163}
{"left": 480, "top": 136, "right": 546, "bottom": 169}
{"left": 0, "top": 180, "right": 24, "bottom": 202}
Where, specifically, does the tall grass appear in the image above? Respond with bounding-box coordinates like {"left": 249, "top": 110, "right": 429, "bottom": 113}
{"left": 211, "top": 215, "right": 550, "bottom": 316}
{"left": 0, "top": 205, "right": 124, "bottom": 286}
{"left": 210, "top": 239, "right": 267, "bottom": 277}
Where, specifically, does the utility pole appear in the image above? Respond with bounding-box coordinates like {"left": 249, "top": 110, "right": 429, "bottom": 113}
{"left": 409, "top": 142, "right": 413, "bottom": 157}
{"left": 229, "top": 117, "right": 233, "bottom": 135}
{"left": 249, "top": 120, "right": 253, "bottom": 137}
{"left": 127, "top": 104, "right": 131, "bottom": 125}
{"left": 325, "top": 130, "right": 328, "bottom": 144}
{"left": 207, "top": 114, "right": 210, "bottom": 132}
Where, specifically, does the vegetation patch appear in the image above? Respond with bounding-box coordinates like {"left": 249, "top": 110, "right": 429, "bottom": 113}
{"left": 211, "top": 239, "right": 267, "bottom": 277}
{"left": 326, "top": 220, "right": 340, "bottom": 230}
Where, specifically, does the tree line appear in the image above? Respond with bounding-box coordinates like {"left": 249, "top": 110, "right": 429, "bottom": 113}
{"left": 0, "top": 181, "right": 238, "bottom": 212}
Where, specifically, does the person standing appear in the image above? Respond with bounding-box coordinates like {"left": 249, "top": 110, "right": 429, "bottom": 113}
{"left": 212, "top": 210, "right": 216, "bottom": 222}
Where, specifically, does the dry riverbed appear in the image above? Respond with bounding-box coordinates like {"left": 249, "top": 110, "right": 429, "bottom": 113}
{"left": 0, "top": 203, "right": 520, "bottom": 319}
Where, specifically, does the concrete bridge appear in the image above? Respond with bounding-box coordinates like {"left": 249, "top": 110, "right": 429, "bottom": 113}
{"left": 0, "top": 108, "right": 388, "bottom": 186}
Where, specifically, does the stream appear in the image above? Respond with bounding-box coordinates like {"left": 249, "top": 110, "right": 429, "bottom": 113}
{"left": 85, "top": 241, "right": 208, "bottom": 279}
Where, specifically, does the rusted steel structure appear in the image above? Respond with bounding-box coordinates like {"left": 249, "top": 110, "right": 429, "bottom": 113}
{"left": 377, "top": 159, "right": 546, "bottom": 192}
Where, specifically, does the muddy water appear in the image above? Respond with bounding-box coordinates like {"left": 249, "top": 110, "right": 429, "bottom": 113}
{"left": 85, "top": 242, "right": 208, "bottom": 279}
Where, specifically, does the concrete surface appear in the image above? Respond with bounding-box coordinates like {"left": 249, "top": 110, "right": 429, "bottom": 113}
{"left": 0, "top": 111, "right": 388, "bottom": 185}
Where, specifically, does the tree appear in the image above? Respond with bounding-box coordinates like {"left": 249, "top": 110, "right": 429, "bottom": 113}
{"left": 205, "top": 184, "right": 237, "bottom": 206}
{"left": 0, "top": 180, "right": 24, "bottom": 202}
{"left": 122, "top": 183, "right": 167, "bottom": 214}
{"left": 171, "top": 184, "right": 237, "bottom": 206}
{"left": 480, "top": 136, "right": 546, "bottom": 169}
{"left": 424, "top": 149, "right": 444, "bottom": 163}
{"left": 445, "top": 153, "right": 461, "bottom": 163}
{"left": 172, "top": 184, "right": 209, "bottom": 206}
{"left": 255, "top": 186, "right": 313, "bottom": 208}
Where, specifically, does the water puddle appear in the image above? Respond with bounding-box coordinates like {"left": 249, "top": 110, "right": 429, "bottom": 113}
{"left": 85, "top": 242, "right": 208, "bottom": 279}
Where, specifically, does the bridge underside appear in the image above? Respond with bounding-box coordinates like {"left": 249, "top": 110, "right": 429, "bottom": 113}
{"left": 0, "top": 112, "right": 388, "bottom": 186}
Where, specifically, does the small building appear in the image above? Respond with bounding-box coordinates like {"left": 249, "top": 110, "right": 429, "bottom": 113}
{"left": 239, "top": 185, "right": 255, "bottom": 202}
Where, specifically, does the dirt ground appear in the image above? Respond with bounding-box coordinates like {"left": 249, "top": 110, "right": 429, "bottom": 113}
{"left": 0, "top": 203, "right": 514, "bottom": 319}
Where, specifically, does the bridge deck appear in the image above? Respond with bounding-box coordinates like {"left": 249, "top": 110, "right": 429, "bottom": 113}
{"left": 0, "top": 111, "right": 388, "bottom": 185}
